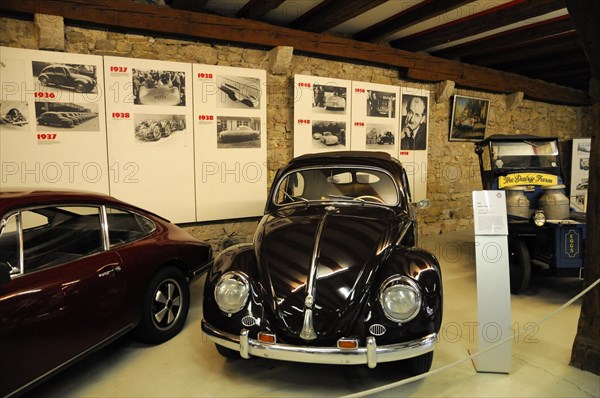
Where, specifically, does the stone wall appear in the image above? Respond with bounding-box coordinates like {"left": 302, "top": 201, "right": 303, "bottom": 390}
{"left": 0, "top": 15, "right": 592, "bottom": 251}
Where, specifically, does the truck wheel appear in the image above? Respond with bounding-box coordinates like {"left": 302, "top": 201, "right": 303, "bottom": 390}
{"left": 509, "top": 238, "right": 531, "bottom": 294}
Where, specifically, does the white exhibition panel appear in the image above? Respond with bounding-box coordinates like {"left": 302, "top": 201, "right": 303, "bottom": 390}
{"left": 103, "top": 56, "right": 195, "bottom": 223}
{"left": 350, "top": 81, "right": 400, "bottom": 157}
{"left": 1, "top": 47, "right": 109, "bottom": 194}
{"left": 193, "top": 65, "right": 267, "bottom": 222}
{"left": 569, "top": 138, "right": 590, "bottom": 212}
{"left": 293, "top": 76, "right": 429, "bottom": 202}
{"left": 293, "top": 74, "right": 352, "bottom": 157}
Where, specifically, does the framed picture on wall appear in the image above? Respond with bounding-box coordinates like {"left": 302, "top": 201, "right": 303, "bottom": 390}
{"left": 449, "top": 95, "right": 490, "bottom": 142}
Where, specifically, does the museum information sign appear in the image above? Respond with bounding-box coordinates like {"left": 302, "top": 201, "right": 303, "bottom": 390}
{"left": 472, "top": 190, "right": 511, "bottom": 374}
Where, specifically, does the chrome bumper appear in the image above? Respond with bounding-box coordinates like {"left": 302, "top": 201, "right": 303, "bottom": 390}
{"left": 201, "top": 320, "right": 437, "bottom": 369}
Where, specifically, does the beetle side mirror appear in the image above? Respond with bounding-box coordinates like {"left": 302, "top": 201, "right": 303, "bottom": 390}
{"left": 414, "top": 199, "right": 431, "bottom": 210}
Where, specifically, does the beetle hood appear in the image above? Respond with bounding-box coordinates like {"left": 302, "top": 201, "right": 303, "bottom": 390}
{"left": 256, "top": 203, "right": 403, "bottom": 343}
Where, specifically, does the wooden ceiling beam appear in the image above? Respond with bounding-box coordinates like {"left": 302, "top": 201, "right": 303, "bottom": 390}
{"left": 467, "top": 32, "right": 582, "bottom": 67}
{"left": 432, "top": 15, "right": 574, "bottom": 60}
{"left": 354, "top": 0, "right": 475, "bottom": 43}
{"left": 492, "top": 50, "right": 588, "bottom": 73}
{"left": 165, "top": 0, "right": 209, "bottom": 12}
{"left": 391, "top": 0, "right": 567, "bottom": 52}
{"left": 0, "top": 0, "right": 589, "bottom": 105}
{"left": 290, "top": 0, "right": 388, "bottom": 33}
{"left": 529, "top": 65, "right": 591, "bottom": 79}
{"left": 236, "top": 0, "right": 286, "bottom": 20}
{"left": 566, "top": 0, "right": 600, "bottom": 80}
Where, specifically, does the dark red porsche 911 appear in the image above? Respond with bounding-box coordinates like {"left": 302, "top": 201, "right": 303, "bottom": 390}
{"left": 0, "top": 190, "right": 212, "bottom": 397}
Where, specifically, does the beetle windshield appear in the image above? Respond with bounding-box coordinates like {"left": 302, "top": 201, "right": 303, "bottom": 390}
{"left": 491, "top": 140, "right": 559, "bottom": 169}
{"left": 274, "top": 166, "right": 399, "bottom": 206}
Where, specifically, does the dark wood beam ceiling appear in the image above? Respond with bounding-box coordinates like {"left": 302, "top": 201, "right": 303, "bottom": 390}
{"left": 236, "top": 0, "right": 286, "bottom": 20}
{"left": 165, "top": 0, "right": 208, "bottom": 13}
{"left": 0, "top": 0, "right": 589, "bottom": 105}
{"left": 391, "top": 0, "right": 567, "bottom": 52}
{"left": 491, "top": 50, "right": 588, "bottom": 73}
{"left": 432, "top": 15, "right": 574, "bottom": 60}
{"left": 289, "top": 0, "right": 388, "bottom": 32}
{"left": 529, "top": 64, "right": 592, "bottom": 79}
{"left": 566, "top": 0, "right": 600, "bottom": 80}
{"left": 466, "top": 32, "right": 582, "bottom": 66}
{"left": 354, "top": 0, "right": 475, "bottom": 43}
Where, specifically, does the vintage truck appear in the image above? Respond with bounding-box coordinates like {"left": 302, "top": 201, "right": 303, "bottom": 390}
{"left": 475, "top": 134, "right": 586, "bottom": 293}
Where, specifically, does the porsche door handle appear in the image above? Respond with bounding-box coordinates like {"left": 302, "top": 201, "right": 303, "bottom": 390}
{"left": 98, "top": 264, "right": 122, "bottom": 278}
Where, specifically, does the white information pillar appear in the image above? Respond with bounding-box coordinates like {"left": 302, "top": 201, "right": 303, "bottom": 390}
{"left": 471, "top": 190, "right": 512, "bottom": 374}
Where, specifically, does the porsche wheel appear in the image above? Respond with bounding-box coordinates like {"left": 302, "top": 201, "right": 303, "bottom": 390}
{"left": 39, "top": 76, "right": 49, "bottom": 86}
{"left": 75, "top": 82, "right": 86, "bottom": 93}
{"left": 508, "top": 238, "right": 531, "bottom": 294}
{"left": 406, "top": 351, "right": 433, "bottom": 375}
{"left": 136, "top": 267, "right": 190, "bottom": 344}
{"left": 215, "top": 344, "right": 240, "bottom": 360}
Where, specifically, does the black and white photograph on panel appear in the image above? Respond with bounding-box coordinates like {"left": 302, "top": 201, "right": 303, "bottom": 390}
{"left": 367, "top": 90, "right": 396, "bottom": 118}
{"left": 0, "top": 101, "right": 29, "bottom": 130}
{"left": 312, "top": 84, "right": 347, "bottom": 115}
{"left": 311, "top": 121, "right": 347, "bottom": 149}
{"left": 400, "top": 94, "right": 428, "bottom": 150}
{"left": 133, "top": 114, "right": 186, "bottom": 143}
{"left": 34, "top": 102, "right": 99, "bottom": 131}
{"left": 132, "top": 68, "right": 186, "bottom": 106}
{"left": 365, "top": 123, "right": 396, "bottom": 149}
{"left": 217, "top": 116, "right": 261, "bottom": 149}
{"left": 216, "top": 75, "right": 261, "bottom": 109}
{"left": 32, "top": 61, "right": 98, "bottom": 94}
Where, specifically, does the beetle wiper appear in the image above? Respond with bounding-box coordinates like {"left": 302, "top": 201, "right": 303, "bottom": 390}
{"left": 280, "top": 188, "right": 308, "bottom": 203}
{"left": 328, "top": 194, "right": 364, "bottom": 202}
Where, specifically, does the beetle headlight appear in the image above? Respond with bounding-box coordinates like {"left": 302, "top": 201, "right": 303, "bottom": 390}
{"left": 379, "top": 276, "right": 421, "bottom": 323}
{"left": 214, "top": 272, "right": 249, "bottom": 314}
{"left": 533, "top": 210, "right": 546, "bottom": 227}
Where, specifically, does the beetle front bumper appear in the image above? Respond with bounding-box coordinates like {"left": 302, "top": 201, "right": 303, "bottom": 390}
{"left": 201, "top": 320, "right": 437, "bottom": 369}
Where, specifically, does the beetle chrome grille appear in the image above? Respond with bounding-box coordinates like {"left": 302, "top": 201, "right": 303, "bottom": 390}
{"left": 369, "top": 324, "right": 386, "bottom": 336}
{"left": 241, "top": 316, "right": 257, "bottom": 327}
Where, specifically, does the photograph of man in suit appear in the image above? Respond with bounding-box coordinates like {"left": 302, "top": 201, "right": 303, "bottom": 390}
{"left": 400, "top": 95, "right": 428, "bottom": 150}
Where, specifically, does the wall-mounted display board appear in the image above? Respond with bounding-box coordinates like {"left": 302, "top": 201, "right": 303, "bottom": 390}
{"left": 350, "top": 81, "right": 400, "bottom": 157}
{"left": 0, "top": 47, "right": 109, "bottom": 193}
{"left": 293, "top": 74, "right": 352, "bottom": 157}
{"left": 570, "top": 138, "right": 591, "bottom": 212}
{"left": 398, "top": 88, "right": 430, "bottom": 202}
{"left": 293, "top": 75, "right": 429, "bottom": 202}
{"left": 103, "top": 56, "right": 195, "bottom": 223}
{"left": 193, "top": 65, "right": 267, "bottom": 221}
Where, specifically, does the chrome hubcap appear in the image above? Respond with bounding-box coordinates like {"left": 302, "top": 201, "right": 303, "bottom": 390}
{"left": 153, "top": 279, "right": 182, "bottom": 330}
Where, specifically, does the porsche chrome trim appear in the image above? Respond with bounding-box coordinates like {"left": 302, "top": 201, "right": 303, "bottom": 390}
{"left": 202, "top": 320, "right": 437, "bottom": 369}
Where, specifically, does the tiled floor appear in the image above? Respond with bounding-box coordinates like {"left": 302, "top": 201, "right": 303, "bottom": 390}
{"left": 26, "top": 231, "right": 599, "bottom": 397}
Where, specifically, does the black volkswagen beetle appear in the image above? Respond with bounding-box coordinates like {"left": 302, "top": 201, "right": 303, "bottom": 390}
{"left": 202, "top": 151, "right": 442, "bottom": 374}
